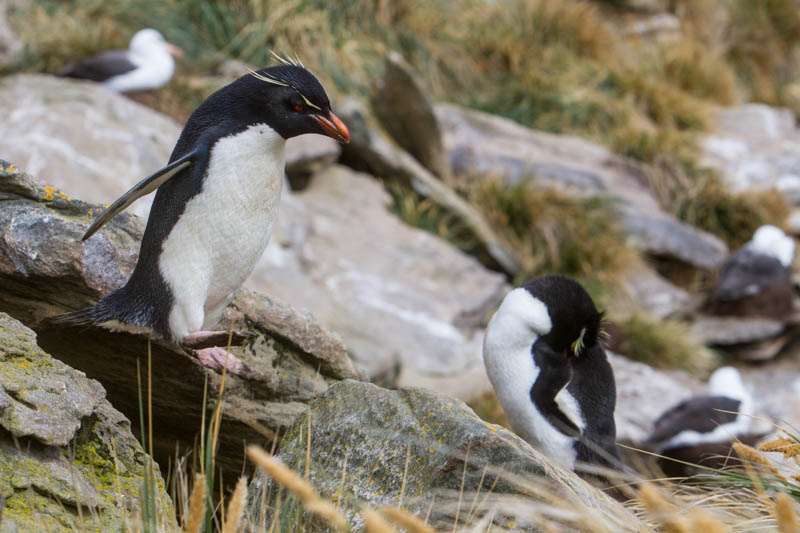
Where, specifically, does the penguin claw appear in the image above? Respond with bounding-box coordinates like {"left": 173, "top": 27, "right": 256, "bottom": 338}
{"left": 193, "top": 346, "right": 248, "bottom": 376}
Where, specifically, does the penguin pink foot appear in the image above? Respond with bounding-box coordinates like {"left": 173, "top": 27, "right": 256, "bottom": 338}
{"left": 193, "top": 346, "right": 248, "bottom": 376}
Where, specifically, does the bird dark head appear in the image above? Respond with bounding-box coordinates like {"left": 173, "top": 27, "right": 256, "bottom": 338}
{"left": 233, "top": 64, "right": 350, "bottom": 143}
{"left": 522, "top": 275, "right": 604, "bottom": 358}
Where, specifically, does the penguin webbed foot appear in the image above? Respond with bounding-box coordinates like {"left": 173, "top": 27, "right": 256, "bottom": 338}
{"left": 193, "top": 346, "right": 249, "bottom": 376}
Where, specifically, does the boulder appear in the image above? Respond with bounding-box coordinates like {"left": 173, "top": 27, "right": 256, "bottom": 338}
{"left": 256, "top": 380, "right": 636, "bottom": 531}
{"left": 254, "top": 164, "right": 508, "bottom": 397}
{"left": 0, "top": 313, "right": 177, "bottom": 532}
{"left": 338, "top": 97, "right": 522, "bottom": 276}
{"left": 0, "top": 74, "right": 181, "bottom": 220}
{"left": 0, "top": 160, "right": 360, "bottom": 475}
{"left": 702, "top": 104, "right": 800, "bottom": 201}
{"left": 690, "top": 315, "right": 791, "bottom": 361}
{"left": 435, "top": 103, "right": 728, "bottom": 270}
{"left": 608, "top": 352, "right": 702, "bottom": 444}
{"left": 614, "top": 259, "right": 694, "bottom": 319}
{"left": 370, "top": 51, "right": 451, "bottom": 182}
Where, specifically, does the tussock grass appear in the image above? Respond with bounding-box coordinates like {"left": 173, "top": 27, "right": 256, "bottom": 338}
{"left": 608, "top": 313, "right": 717, "bottom": 375}
{"left": 472, "top": 180, "right": 634, "bottom": 289}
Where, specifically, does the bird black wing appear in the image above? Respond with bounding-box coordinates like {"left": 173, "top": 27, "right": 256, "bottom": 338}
{"left": 648, "top": 395, "right": 741, "bottom": 446}
{"left": 716, "top": 248, "right": 789, "bottom": 301}
{"left": 59, "top": 51, "right": 138, "bottom": 82}
{"left": 531, "top": 340, "right": 581, "bottom": 437}
{"left": 82, "top": 152, "right": 196, "bottom": 241}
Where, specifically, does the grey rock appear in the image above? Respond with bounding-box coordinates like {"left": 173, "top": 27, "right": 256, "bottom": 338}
{"left": 0, "top": 74, "right": 181, "bottom": 220}
{"left": 0, "top": 313, "right": 176, "bottom": 532}
{"left": 338, "top": 97, "right": 522, "bottom": 276}
{"left": 253, "top": 164, "right": 507, "bottom": 396}
{"left": 0, "top": 1, "right": 22, "bottom": 68}
{"left": 702, "top": 104, "right": 800, "bottom": 200}
{"left": 0, "top": 160, "right": 361, "bottom": 475}
{"left": 691, "top": 315, "right": 786, "bottom": 345}
{"left": 436, "top": 103, "right": 728, "bottom": 270}
{"left": 608, "top": 352, "right": 702, "bottom": 444}
{"left": 0, "top": 313, "right": 101, "bottom": 446}
{"left": 622, "top": 209, "right": 727, "bottom": 270}
{"left": 259, "top": 380, "right": 634, "bottom": 531}
{"left": 371, "top": 51, "right": 451, "bottom": 182}
{"left": 615, "top": 259, "right": 694, "bottom": 319}
{"left": 285, "top": 134, "right": 341, "bottom": 190}
{"left": 691, "top": 315, "right": 790, "bottom": 361}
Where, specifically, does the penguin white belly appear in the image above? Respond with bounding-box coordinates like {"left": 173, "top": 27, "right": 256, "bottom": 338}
{"left": 159, "top": 124, "right": 286, "bottom": 341}
{"left": 485, "top": 343, "right": 584, "bottom": 469}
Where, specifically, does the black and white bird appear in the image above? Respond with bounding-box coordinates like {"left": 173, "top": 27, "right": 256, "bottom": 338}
{"left": 483, "top": 275, "right": 619, "bottom": 471}
{"left": 712, "top": 225, "right": 795, "bottom": 317}
{"left": 52, "top": 60, "right": 350, "bottom": 373}
{"left": 645, "top": 366, "right": 762, "bottom": 476}
{"left": 59, "top": 28, "right": 183, "bottom": 92}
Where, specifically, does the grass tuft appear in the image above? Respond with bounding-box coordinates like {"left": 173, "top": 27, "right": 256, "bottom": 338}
{"left": 471, "top": 180, "right": 634, "bottom": 289}
{"left": 608, "top": 314, "right": 717, "bottom": 375}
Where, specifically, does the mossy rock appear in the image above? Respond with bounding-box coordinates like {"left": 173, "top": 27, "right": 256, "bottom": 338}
{"left": 258, "top": 380, "right": 631, "bottom": 530}
{"left": 0, "top": 313, "right": 177, "bottom": 532}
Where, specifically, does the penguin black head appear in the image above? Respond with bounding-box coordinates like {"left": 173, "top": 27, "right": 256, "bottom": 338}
{"left": 521, "top": 275, "right": 603, "bottom": 358}
{"left": 198, "top": 64, "right": 350, "bottom": 144}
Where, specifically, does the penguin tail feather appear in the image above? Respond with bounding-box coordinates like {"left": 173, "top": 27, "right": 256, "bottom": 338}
{"left": 48, "top": 302, "right": 112, "bottom": 328}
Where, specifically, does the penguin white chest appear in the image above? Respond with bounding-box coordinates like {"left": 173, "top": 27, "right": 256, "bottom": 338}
{"left": 159, "top": 124, "right": 286, "bottom": 340}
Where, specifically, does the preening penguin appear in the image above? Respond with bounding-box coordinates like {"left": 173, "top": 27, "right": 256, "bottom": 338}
{"left": 59, "top": 28, "right": 183, "bottom": 92}
{"left": 483, "top": 275, "right": 619, "bottom": 471}
{"left": 52, "top": 59, "right": 350, "bottom": 373}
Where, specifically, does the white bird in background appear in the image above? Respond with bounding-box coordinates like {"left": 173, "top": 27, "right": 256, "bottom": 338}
{"left": 59, "top": 28, "right": 183, "bottom": 92}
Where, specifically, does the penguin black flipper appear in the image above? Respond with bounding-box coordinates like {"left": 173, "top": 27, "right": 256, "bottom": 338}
{"left": 531, "top": 340, "right": 581, "bottom": 437}
{"left": 82, "top": 152, "right": 197, "bottom": 241}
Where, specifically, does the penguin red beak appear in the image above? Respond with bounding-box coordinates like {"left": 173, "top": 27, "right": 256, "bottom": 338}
{"left": 313, "top": 111, "right": 350, "bottom": 144}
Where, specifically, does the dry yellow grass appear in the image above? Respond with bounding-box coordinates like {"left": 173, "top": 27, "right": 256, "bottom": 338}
{"left": 184, "top": 473, "right": 207, "bottom": 533}
{"left": 247, "top": 445, "right": 348, "bottom": 532}
{"left": 221, "top": 477, "right": 248, "bottom": 533}
{"left": 760, "top": 437, "right": 800, "bottom": 460}
{"left": 775, "top": 492, "right": 800, "bottom": 533}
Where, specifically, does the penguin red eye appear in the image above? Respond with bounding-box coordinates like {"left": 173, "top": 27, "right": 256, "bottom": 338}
{"left": 294, "top": 104, "right": 304, "bottom": 112}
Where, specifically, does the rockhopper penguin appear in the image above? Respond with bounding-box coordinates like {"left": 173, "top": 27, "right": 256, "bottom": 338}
{"left": 59, "top": 28, "right": 183, "bottom": 93}
{"left": 52, "top": 59, "right": 350, "bottom": 373}
{"left": 483, "top": 275, "right": 619, "bottom": 471}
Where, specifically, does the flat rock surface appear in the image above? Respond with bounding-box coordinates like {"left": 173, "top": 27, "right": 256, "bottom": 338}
{"left": 259, "top": 380, "right": 636, "bottom": 531}
{"left": 608, "top": 352, "right": 703, "bottom": 444}
{"left": 254, "top": 164, "right": 508, "bottom": 395}
{"left": 702, "top": 103, "right": 800, "bottom": 202}
{"left": 0, "top": 74, "right": 180, "bottom": 219}
{"left": 691, "top": 315, "right": 786, "bottom": 345}
{"left": 0, "top": 313, "right": 176, "bottom": 532}
{"left": 436, "top": 103, "right": 728, "bottom": 270}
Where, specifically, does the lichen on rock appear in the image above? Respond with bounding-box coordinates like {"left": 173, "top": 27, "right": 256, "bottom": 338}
{"left": 0, "top": 313, "right": 177, "bottom": 532}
